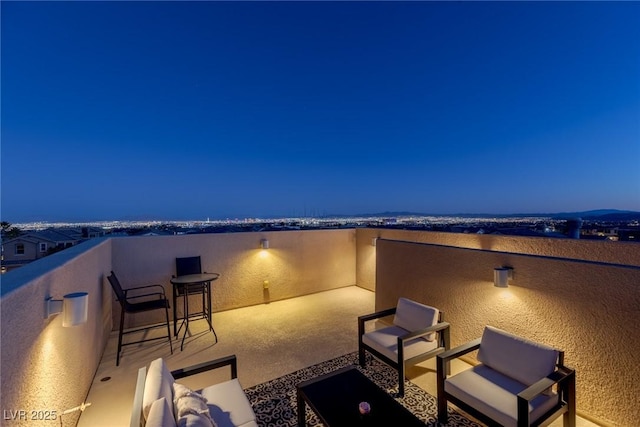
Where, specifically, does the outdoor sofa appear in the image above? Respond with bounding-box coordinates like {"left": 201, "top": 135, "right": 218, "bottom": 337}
{"left": 131, "top": 355, "right": 257, "bottom": 427}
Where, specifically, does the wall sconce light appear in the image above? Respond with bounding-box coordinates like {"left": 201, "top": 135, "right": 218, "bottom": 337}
{"left": 493, "top": 267, "right": 514, "bottom": 288}
{"left": 371, "top": 237, "right": 378, "bottom": 247}
{"left": 260, "top": 239, "right": 269, "bottom": 250}
{"left": 45, "top": 292, "right": 89, "bottom": 327}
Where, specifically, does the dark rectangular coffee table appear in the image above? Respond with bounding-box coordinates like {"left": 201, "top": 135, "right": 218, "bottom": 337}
{"left": 296, "top": 366, "right": 424, "bottom": 426}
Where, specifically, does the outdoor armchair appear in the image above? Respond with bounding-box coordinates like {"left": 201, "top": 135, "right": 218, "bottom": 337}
{"left": 107, "top": 271, "right": 173, "bottom": 366}
{"left": 437, "top": 325, "right": 576, "bottom": 427}
{"left": 358, "top": 297, "right": 450, "bottom": 396}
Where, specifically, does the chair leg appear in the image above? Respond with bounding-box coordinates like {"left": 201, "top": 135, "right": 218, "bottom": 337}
{"left": 116, "top": 307, "right": 125, "bottom": 366}
{"left": 397, "top": 340, "right": 405, "bottom": 397}
{"left": 564, "top": 371, "right": 576, "bottom": 427}
{"left": 358, "top": 318, "right": 366, "bottom": 367}
{"left": 165, "top": 304, "right": 173, "bottom": 355}
{"left": 358, "top": 346, "right": 366, "bottom": 367}
{"left": 398, "top": 361, "right": 405, "bottom": 397}
{"left": 436, "top": 356, "right": 448, "bottom": 424}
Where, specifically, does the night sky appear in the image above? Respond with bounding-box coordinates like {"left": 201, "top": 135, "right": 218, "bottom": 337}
{"left": 2, "top": 1, "right": 639, "bottom": 222}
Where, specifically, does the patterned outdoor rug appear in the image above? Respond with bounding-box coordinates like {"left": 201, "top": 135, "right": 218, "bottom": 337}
{"left": 244, "top": 352, "right": 481, "bottom": 426}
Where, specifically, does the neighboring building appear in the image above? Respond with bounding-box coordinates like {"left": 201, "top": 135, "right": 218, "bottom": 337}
{"left": 1, "top": 228, "right": 90, "bottom": 272}
{"left": 1, "top": 235, "right": 59, "bottom": 272}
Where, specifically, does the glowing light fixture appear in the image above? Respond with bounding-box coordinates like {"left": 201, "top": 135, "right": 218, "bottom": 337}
{"left": 260, "top": 239, "right": 269, "bottom": 250}
{"left": 493, "top": 267, "right": 514, "bottom": 288}
{"left": 45, "top": 292, "right": 89, "bottom": 327}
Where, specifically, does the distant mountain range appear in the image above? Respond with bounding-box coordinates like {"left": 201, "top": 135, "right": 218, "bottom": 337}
{"left": 549, "top": 209, "right": 640, "bottom": 220}
{"left": 325, "top": 209, "right": 640, "bottom": 221}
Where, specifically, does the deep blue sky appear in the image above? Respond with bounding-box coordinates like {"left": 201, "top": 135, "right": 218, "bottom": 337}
{"left": 2, "top": 1, "right": 639, "bottom": 222}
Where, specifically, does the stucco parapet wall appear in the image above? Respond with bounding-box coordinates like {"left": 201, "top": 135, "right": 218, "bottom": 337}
{"left": 110, "top": 229, "right": 357, "bottom": 319}
{"left": 0, "top": 237, "right": 111, "bottom": 297}
{"left": 362, "top": 228, "right": 640, "bottom": 267}
{"left": 0, "top": 237, "right": 112, "bottom": 427}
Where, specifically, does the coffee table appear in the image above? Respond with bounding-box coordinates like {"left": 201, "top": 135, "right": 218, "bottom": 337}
{"left": 296, "top": 366, "right": 425, "bottom": 426}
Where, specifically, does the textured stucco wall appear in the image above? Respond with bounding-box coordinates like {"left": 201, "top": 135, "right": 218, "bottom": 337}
{"left": 356, "top": 229, "right": 640, "bottom": 292}
{"left": 0, "top": 239, "right": 112, "bottom": 427}
{"left": 355, "top": 228, "right": 379, "bottom": 292}
{"left": 373, "top": 235, "right": 640, "bottom": 426}
{"left": 110, "top": 229, "right": 356, "bottom": 328}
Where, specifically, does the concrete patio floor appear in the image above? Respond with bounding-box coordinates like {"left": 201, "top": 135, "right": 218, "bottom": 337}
{"left": 78, "top": 286, "right": 598, "bottom": 427}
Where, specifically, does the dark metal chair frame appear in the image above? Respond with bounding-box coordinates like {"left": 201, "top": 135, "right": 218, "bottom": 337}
{"left": 358, "top": 306, "right": 450, "bottom": 397}
{"left": 436, "top": 338, "right": 576, "bottom": 427}
{"left": 107, "top": 271, "right": 173, "bottom": 366}
{"left": 172, "top": 256, "right": 214, "bottom": 338}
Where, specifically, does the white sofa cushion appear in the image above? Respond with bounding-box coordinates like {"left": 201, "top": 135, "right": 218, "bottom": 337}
{"left": 362, "top": 325, "right": 438, "bottom": 361}
{"left": 199, "top": 379, "right": 255, "bottom": 427}
{"left": 445, "top": 365, "right": 559, "bottom": 427}
{"left": 477, "top": 326, "right": 558, "bottom": 386}
{"left": 393, "top": 298, "right": 439, "bottom": 341}
{"left": 146, "top": 397, "right": 177, "bottom": 427}
{"left": 143, "top": 358, "right": 175, "bottom": 420}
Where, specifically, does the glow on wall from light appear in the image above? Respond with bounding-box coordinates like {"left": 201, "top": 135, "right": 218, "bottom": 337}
{"left": 21, "top": 323, "right": 67, "bottom": 414}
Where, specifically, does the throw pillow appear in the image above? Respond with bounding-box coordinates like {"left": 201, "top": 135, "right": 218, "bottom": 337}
{"left": 172, "top": 382, "right": 217, "bottom": 427}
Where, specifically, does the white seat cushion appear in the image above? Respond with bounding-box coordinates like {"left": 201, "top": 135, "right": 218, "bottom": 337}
{"left": 445, "top": 365, "right": 559, "bottom": 427}
{"left": 147, "top": 397, "right": 177, "bottom": 427}
{"left": 199, "top": 379, "right": 255, "bottom": 427}
{"left": 143, "top": 358, "right": 175, "bottom": 420}
{"left": 477, "top": 326, "right": 558, "bottom": 386}
{"left": 393, "top": 298, "right": 439, "bottom": 341}
{"left": 362, "top": 325, "right": 438, "bottom": 361}
{"left": 176, "top": 414, "right": 215, "bottom": 427}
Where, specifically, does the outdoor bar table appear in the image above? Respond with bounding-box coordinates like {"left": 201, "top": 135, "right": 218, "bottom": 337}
{"left": 170, "top": 272, "right": 220, "bottom": 350}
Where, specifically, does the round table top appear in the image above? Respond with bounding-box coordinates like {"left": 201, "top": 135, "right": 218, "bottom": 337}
{"left": 170, "top": 272, "right": 220, "bottom": 285}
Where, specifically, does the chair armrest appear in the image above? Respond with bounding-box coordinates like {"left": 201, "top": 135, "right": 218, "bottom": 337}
{"left": 437, "top": 338, "right": 482, "bottom": 363}
{"left": 358, "top": 307, "right": 397, "bottom": 338}
{"left": 125, "top": 291, "right": 166, "bottom": 301}
{"left": 400, "top": 321, "right": 450, "bottom": 342}
{"left": 358, "top": 307, "right": 397, "bottom": 323}
{"left": 171, "top": 354, "right": 238, "bottom": 380}
{"left": 517, "top": 366, "right": 575, "bottom": 402}
{"left": 125, "top": 284, "right": 167, "bottom": 297}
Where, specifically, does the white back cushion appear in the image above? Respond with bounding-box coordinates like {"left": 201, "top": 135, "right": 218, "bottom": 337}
{"left": 143, "top": 358, "right": 175, "bottom": 420}
{"left": 146, "top": 397, "right": 177, "bottom": 427}
{"left": 393, "top": 298, "right": 439, "bottom": 341}
{"left": 477, "top": 326, "right": 559, "bottom": 386}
